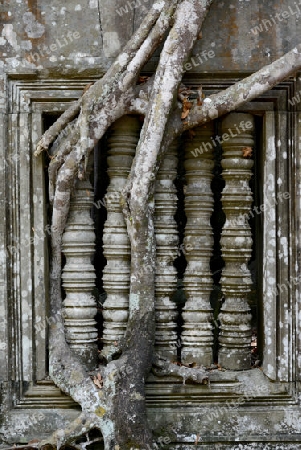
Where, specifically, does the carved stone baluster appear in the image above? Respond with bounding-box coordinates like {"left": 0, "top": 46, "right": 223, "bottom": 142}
{"left": 61, "top": 157, "right": 97, "bottom": 369}
{"left": 154, "top": 141, "right": 179, "bottom": 359}
{"left": 218, "top": 113, "right": 254, "bottom": 370}
{"left": 181, "top": 123, "right": 214, "bottom": 366}
{"left": 102, "top": 116, "right": 141, "bottom": 354}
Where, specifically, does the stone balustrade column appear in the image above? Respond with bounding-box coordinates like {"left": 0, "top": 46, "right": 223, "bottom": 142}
{"left": 218, "top": 113, "right": 254, "bottom": 370}
{"left": 102, "top": 116, "right": 141, "bottom": 354}
{"left": 154, "top": 141, "right": 179, "bottom": 359}
{"left": 61, "top": 157, "right": 98, "bottom": 369}
{"left": 181, "top": 123, "right": 214, "bottom": 366}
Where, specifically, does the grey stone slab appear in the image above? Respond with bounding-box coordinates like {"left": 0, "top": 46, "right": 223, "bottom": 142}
{"left": 0, "top": 113, "right": 8, "bottom": 383}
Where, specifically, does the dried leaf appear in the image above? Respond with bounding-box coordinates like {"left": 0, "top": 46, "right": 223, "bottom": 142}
{"left": 181, "top": 98, "right": 193, "bottom": 119}
{"left": 187, "top": 362, "right": 196, "bottom": 368}
{"left": 198, "top": 31, "right": 202, "bottom": 39}
{"left": 137, "top": 76, "right": 149, "bottom": 84}
{"left": 93, "top": 373, "right": 103, "bottom": 389}
{"left": 172, "top": 361, "right": 182, "bottom": 366}
{"left": 83, "top": 82, "right": 94, "bottom": 94}
{"left": 188, "top": 129, "right": 196, "bottom": 140}
{"left": 195, "top": 433, "right": 200, "bottom": 445}
{"left": 242, "top": 146, "right": 253, "bottom": 158}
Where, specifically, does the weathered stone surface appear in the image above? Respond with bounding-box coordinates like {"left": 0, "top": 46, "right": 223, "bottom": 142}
{"left": 218, "top": 113, "right": 254, "bottom": 370}
{"left": 62, "top": 159, "right": 98, "bottom": 370}
{"left": 154, "top": 141, "right": 179, "bottom": 359}
{"left": 181, "top": 123, "right": 214, "bottom": 367}
{"left": 1, "top": 0, "right": 301, "bottom": 84}
{"left": 1, "top": 1, "right": 301, "bottom": 448}
{"left": 101, "top": 115, "right": 141, "bottom": 353}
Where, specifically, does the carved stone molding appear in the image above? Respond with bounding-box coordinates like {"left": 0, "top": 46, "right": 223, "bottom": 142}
{"left": 101, "top": 115, "right": 141, "bottom": 353}
{"left": 61, "top": 158, "right": 98, "bottom": 370}
{"left": 181, "top": 123, "right": 214, "bottom": 367}
{"left": 218, "top": 113, "right": 254, "bottom": 370}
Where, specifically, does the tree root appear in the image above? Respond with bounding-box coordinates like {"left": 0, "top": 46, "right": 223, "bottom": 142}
{"left": 2, "top": 414, "right": 100, "bottom": 450}
{"left": 178, "top": 43, "right": 301, "bottom": 132}
{"left": 34, "top": 101, "right": 81, "bottom": 156}
{"left": 39, "top": 412, "right": 97, "bottom": 450}
{"left": 153, "top": 355, "right": 209, "bottom": 385}
{"left": 47, "top": 120, "right": 78, "bottom": 202}
{"left": 2, "top": 445, "right": 40, "bottom": 450}
{"left": 100, "top": 343, "right": 123, "bottom": 363}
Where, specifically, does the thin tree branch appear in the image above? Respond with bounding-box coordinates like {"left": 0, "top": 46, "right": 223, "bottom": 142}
{"left": 178, "top": 43, "right": 301, "bottom": 132}
{"left": 34, "top": 101, "right": 82, "bottom": 156}
{"left": 2, "top": 445, "right": 40, "bottom": 450}
{"left": 153, "top": 356, "right": 209, "bottom": 384}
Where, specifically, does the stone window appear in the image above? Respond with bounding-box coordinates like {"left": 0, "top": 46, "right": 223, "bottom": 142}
{"left": 2, "top": 75, "right": 299, "bottom": 442}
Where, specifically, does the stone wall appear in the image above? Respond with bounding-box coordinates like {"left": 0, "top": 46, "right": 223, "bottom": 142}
{"left": 1, "top": 1, "right": 301, "bottom": 448}
{"left": 1, "top": 0, "right": 301, "bottom": 78}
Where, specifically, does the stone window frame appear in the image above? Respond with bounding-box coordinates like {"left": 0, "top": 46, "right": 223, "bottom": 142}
{"left": 1, "top": 74, "right": 300, "bottom": 440}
